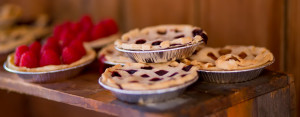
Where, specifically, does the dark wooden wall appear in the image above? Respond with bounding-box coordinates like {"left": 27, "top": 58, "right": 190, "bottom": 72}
{"left": 0, "top": 0, "right": 299, "bottom": 116}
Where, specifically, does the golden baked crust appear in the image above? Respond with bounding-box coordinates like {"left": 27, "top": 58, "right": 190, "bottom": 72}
{"left": 0, "top": 5, "right": 50, "bottom": 54}
{"left": 0, "top": 4, "right": 22, "bottom": 29}
{"left": 98, "top": 44, "right": 134, "bottom": 64}
{"left": 183, "top": 45, "right": 274, "bottom": 70}
{"left": 6, "top": 44, "right": 96, "bottom": 72}
{"left": 0, "top": 26, "right": 50, "bottom": 54}
{"left": 114, "top": 24, "right": 207, "bottom": 50}
{"left": 101, "top": 61, "right": 198, "bottom": 90}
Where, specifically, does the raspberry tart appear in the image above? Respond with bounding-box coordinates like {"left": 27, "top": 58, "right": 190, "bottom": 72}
{"left": 100, "top": 61, "right": 198, "bottom": 90}
{"left": 114, "top": 25, "right": 208, "bottom": 63}
{"left": 53, "top": 15, "right": 120, "bottom": 49}
{"left": 4, "top": 36, "right": 96, "bottom": 82}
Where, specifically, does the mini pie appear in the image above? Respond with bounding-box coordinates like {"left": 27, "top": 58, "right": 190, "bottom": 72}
{"left": 114, "top": 24, "right": 208, "bottom": 50}
{"left": 182, "top": 45, "right": 274, "bottom": 70}
{"left": 0, "top": 25, "right": 50, "bottom": 54}
{"left": 0, "top": 4, "right": 50, "bottom": 54}
{"left": 98, "top": 44, "right": 134, "bottom": 64}
{"left": 6, "top": 45, "right": 96, "bottom": 72}
{"left": 101, "top": 61, "right": 198, "bottom": 90}
{"left": 0, "top": 4, "right": 22, "bottom": 29}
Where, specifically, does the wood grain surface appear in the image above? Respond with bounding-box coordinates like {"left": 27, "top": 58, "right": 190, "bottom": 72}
{"left": 0, "top": 63, "right": 293, "bottom": 117}
{"left": 287, "top": 0, "right": 300, "bottom": 115}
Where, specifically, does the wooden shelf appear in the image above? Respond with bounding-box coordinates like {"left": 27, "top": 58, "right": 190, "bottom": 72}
{"left": 0, "top": 64, "right": 295, "bottom": 117}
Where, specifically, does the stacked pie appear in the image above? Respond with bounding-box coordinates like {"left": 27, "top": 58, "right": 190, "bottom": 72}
{"left": 100, "top": 25, "right": 207, "bottom": 93}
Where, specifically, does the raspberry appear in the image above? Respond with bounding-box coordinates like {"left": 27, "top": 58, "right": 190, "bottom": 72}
{"left": 62, "top": 46, "right": 82, "bottom": 64}
{"left": 41, "top": 38, "right": 61, "bottom": 55}
{"left": 70, "top": 22, "right": 82, "bottom": 33}
{"left": 14, "top": 45, "right": 29, "bottom": 66}
{"left": 53, "top": 25, "right": 64, "bottom": 38}
{"left": 19, "top": 51, "right": 39, "bottom": 68}
{"left": 80, "top": 15, "right": 94, "bottom": 31}
{"left": 59, "top": 29, "right": 74, "bottom": 47}
{"left": 91, "top": 22, "right": 109, "bottom": 40}
{"left": 76, "top": 31, "right": 91, "bottom": 42}
{"left": 101, "top": 18, "right": 118, "bottom": 35}
{"left": 69, "top": 40, "right": 86, "bottom": 56}
{"left": 29, "top": 41, "right": 41, "bottom": 56}
{"left": 40, "top": 49, "right": 61, "bottom": 67}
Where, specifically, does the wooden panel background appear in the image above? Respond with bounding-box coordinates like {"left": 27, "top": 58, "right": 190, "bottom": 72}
{"left": 0, "top": 0, "right": 299, "bottom": 116}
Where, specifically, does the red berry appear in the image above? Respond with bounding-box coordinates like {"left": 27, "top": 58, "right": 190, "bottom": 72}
{"left": 70, "top": 22, "right": 82, "bottom": 33}
{"left": 41, "top": 39, "right": 61, "bottom": 55}
{"left": 53, "top": 25, "right": 64, "bottom": 38}
{"left": 62, "top": 46, "right": 82, "bottom": 64}
{"left": 47, "top": 36, "right": 59, "bottom": 43}
{"left": 40, "top": 49, "right": 61, "bottom": 67}
{"left": 19, "top": 51, "right": 39, "bottom": 68}
{"left": 80, "top": 15, "right": 94, "bottom": 31}
{"left": 101, "top": 18, "right": 118, "bottom": 35}
{"left": 61, "top": 21, "right": 72, "bottom": 29}
{"left": 14, "top": 45, "right": 29, "bottom": 66}
{"left": 69, "top": 40, "right": 86, "bottom": 56}
{"left": 76, "top": 31, "right": 91, "bottom": 42}
{"left": 59, "top": 29, "right": 74, "bottom": 47}
{"left": 29, "top": 41, "right": 41, "bottom": 56}
{"left": 91, "top": 22, "right": 109, "bottom": 40}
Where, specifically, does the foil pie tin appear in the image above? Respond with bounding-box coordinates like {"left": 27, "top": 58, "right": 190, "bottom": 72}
{"left": 115, "top": 42, "right": 203, "bottom": 63}
{"left": 198, "top": 59, "right": 275, "bottom": 83}
{"left": 3, "top": 60, "right": 93, "bottom": 83}
{"left": 103, "top": 61, "right": 124, "bottom": 66}
{"left": 98, "top": 76, "right": 198, "bottom": 103}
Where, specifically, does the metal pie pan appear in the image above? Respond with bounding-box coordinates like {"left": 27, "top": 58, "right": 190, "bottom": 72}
{"left": 98, "top": 76, "right": 198, "bottom": 103}
{"left": 197, "top": 59, "right": 275, "bottom": 83}
{"left": 115, "top": 42, "right": 203, "bottom": 63}
{"left": 3, "top": 60, "right": 93, "bottom": 83}
{"left": 103, "top": 61, "right": 125, "bottom": 66}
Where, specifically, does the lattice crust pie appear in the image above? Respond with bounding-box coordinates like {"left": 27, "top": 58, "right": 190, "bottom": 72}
{"left": 115, "top": 24, "right": 208, "bottom": 50}
{"left": 182, "top": 45, "right": 274, "bottom": 70}
{"left": 0, "top": 25, "right": 49, "bottom": 54}
{"left": 6, "top": 45, "right": 96, "bottom": 72}
{"left": 101, "top": 61, "right": 198, "bottom": 90}
{"left": 0, "top": 4, "right": 22, "bottom": 28}
{"left": 98, "top": 44, "right": 134, "bottom": 64}
{"left": 0, "top": 5, "right": 50, "bottom": 54}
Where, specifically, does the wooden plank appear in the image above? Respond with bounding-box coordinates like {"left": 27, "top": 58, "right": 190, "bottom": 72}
{"left": 0, "top": 63, "right": 290, "bottom": 117}
{"left": 206, "top": 85, "right": 292, "bottom": 117}
{"left": 122, "top": 0, "right": 196, "bottom": 31}
{"left": 196, "top": 0, "right": 285, "bottom": 70}
{"left": 287, "top": 0, "right": 300, "bottom": 116}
